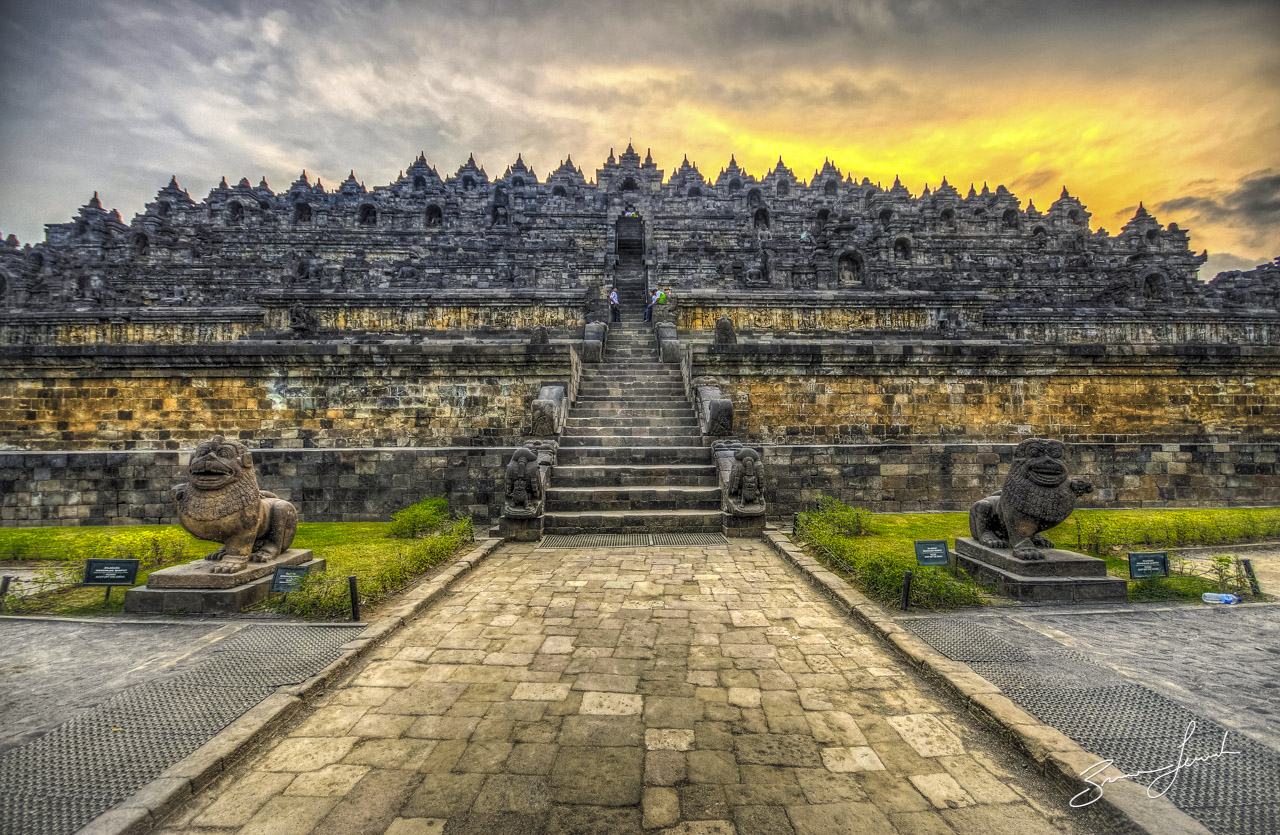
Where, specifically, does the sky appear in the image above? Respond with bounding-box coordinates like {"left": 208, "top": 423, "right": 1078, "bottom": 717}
{"left": 1, "top": 0, "right": 1277, "bottom": 279}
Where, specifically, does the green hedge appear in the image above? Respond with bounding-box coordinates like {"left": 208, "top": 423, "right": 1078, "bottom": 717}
{"left": 795, "top": 497, "right": 985, "bottom": 609}
{"left": 275, "top": 517, "right": 474, "bottom": 619}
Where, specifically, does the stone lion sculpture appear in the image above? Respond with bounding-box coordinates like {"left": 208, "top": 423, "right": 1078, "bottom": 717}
{"left": 969, "top": 438, "right": 1093, "bottom": 560}
{"left": 173, "top": 435, "right": 299, "bottom": 574}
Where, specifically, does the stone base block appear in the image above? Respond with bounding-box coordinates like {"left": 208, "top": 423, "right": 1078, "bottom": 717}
{"left": 722, "top": 513, "right": 765, "bottom": 538}
{"left": 147, "top": 548, "right": 316, "bottom": 589}
{"left": 502, "top": 515, "right": 544, "bottom": 541}
{"left": 124, "top": 557, "right": 325, "bottom": 615}
{"left": 954, "top": 538, "right": 1126, "bottom": 603}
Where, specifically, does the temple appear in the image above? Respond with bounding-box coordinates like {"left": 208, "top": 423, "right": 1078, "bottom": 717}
{"left": 1, "top": 145, "right": 1276, "bottom": 530}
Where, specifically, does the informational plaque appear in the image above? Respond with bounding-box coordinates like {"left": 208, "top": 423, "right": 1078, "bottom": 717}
{"left": 914, "top": 540, "right": 951, "bottom": 567}
{"left": 271, "top": 565, "right": 311, "bottom": 594}
{"left": 83, "top": 559, "right": 140, "bottom": 587}
{"left": 1128, "top": 551, "right": 1170, "bottom": 579}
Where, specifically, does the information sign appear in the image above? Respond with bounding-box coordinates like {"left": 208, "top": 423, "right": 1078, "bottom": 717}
{"left": 1128, "top": 551, "right": 1170, "bottom": 579}
{"left": 914, "top": 540, "right": 951, "bottom": 567}
{"left": 271, "top": 565, "right": 311, "bottom": 594}
{"left": 83, "top": 559, "right": 140, "bottom": 587}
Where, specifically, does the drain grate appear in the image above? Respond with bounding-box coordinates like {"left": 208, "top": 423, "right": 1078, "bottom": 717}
{"left": 0, "top": 624, "right": 362, "bottom": 835}
{"left": 539, "top": 534, "right": 653, "bottom": 549}
{"left": 904, "top": 618, "right": 1033, "bottom": 663}
{"left": 538, "top": 533, "right": 727, "bottom": 549}
{"left": 653, "top": 533, "right": 728, "bottom": 547}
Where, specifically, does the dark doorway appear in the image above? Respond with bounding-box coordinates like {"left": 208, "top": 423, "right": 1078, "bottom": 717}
{"left": 616, "top": 214, "right": 644, "bottom": 266}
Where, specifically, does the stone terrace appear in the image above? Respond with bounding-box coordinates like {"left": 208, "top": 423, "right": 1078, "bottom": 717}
{"left": 158, "top": 540, "right": 1118, "bottom": 835}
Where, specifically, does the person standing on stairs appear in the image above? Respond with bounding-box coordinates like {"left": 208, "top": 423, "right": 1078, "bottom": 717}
{"left": 609, "top": 287, "right": 620, "bottom": 322}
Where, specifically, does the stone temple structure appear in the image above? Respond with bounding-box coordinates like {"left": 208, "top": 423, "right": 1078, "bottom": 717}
{"left": 1, "top": 144, "right": 1277, "bottom": 531}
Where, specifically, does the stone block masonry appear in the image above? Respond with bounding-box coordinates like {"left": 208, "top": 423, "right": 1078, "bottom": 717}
{"left": 691, "top": 340, "right": 1280, "bottom": 446}
{"left": 763, "top": 442, "right": 1279, "bottom": 517}
{"left": 0, "top": 341, "right": 580, "bottom": 451}
{"left": 4, "top": 441, "right": 1275, "bottom": 529}
{"left": 0, "top": 447, "right": 510, "bottom": 528}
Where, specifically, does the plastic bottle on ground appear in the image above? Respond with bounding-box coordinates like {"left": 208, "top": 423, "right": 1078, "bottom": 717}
{"left": 1201, "top": 592, "right": 1241, "bottom": 604}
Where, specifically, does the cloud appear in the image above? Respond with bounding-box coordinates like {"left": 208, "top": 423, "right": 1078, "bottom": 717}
{"left": 0, "top": 0, "right": 1277, "bottom": 271}
{"left": 1155, "top": 170, "right": 1280, "bottom": 248}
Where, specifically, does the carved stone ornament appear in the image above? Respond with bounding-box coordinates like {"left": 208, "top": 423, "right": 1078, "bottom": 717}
{"left": 726, "top": 446, "right": 766, "bottom": 516}
{"left": 173, "top": 435, "right": 299, "bottom": 574}
{"left": 503, "top": 446, "right": 543, "bottom": 518}
{"left": 968, "top": 438, "right": 1093, "bottom": 560}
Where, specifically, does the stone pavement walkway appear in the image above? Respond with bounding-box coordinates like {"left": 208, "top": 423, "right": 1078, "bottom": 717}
{"left": 159, "top": 540, "right": 1121, "bottom": 835}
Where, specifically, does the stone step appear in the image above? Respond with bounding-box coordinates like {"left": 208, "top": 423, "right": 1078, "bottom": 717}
{"left": 561, "top": 426, "right": 699, "bottom": 439}
{"left": 555, "top": 446, "right": 712, "bottom": 465}
{"left": 543, "top": 509, "right": 723, "bottom": 534}
{"left": 581, "top": 367, "right": 680, "bottom": 376}
{"left": 546, "top": 486, "right": 722, "bottom": 512}
{"left": 551, "top": 464, "right": 719, "bottom": 487}
{"left": 559, "top": 434, "right": 702, "bottom": 446}
{"left": 570, "top": 404, "right": 694, "bottom": 415}
{"left": 565, "top": 416, "right": 699, "bottom": 429}
{"left": 581, "top": 381, "right": 691, "bottom": 391}
{"left": 576, "top": 390, "right": 688, "bottom": 400}
{"left": 574, "top": 398, "right": 690, "bottom": 407}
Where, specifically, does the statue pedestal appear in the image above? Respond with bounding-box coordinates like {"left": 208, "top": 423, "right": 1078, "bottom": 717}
{"left": 124, "top": 549, "right": 323, "bottom": 614}
{"left": 954, "top": 538, "right": 1127, "bottom": 603}
{"left": 501, "top": 515, "right": 543, "bottom": 542}
{"left": 722, "top": 512, "right": 765, "bottom": 538}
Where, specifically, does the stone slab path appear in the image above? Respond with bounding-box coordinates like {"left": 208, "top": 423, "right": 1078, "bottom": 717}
{"left": 159, "top": 540, "right": 1121, "bottom": 835}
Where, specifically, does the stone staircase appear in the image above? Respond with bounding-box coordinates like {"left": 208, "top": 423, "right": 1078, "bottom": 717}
{"left": 545, "top": 306, "right": 721, "bottom": 534}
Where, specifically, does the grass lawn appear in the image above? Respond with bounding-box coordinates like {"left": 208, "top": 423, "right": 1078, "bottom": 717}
{"left": 0, "top": 520, "right": 471, "bottom": 618}
{"left": 795, "top": 503, "right": 1278, "bottom": 607}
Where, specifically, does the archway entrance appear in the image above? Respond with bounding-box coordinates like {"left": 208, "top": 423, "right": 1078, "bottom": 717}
{"left": 616, "top": 214, "right": 645, "bottom": 266}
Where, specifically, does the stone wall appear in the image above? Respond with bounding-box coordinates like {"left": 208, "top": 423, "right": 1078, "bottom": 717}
{"left": 690, "top": 340, "right": 1280, "bottom": 445}
{"left": 762, "top": 442, "right": 1280, "bottom": 518}
{"left": 0, "top": 447, "right": 509, "bottom": 528}
{"left": 0, "top": 341, "right": 580, "bottom": 451}
{"left": 0, "top": 309, "right": 263, "bottom": 346}
{"left": 5, "top": 441, "right": 1273, "bottom": 529}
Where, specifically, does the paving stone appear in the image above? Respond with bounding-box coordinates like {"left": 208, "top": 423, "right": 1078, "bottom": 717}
{"left": 733, "top": 804, "right": 797, "bottom": 835}
{"left": 283, "top": 764, "right": 370, "bottom": 797}
{"left": 644, "top": 786, "right": 680, "bottom": 829}
{"left": 581, "top": 691, "right": 644, "bottom": 715}
{"left": 192, "top": 771, "right": 295, "bottom": 827}
{"left": 402, "top": 771, "right": 487, "bottom": 817}
{"left": 552, "top": 746, "right": 643, "bottom": 805}
{"left": 472, "top": 773, "right": 552, "bottom": 816}
{"left": 785, "top": 801, "right": 894, "bottom": 835}
{"left": 645, "top": 750, "right": 687, "bottom": 786}
{"left": 316, "top": 769, "right": 419, "bottom": 835}
{"left": 794, "top": 769, "right": 868, "bottom": 804}
{"left": 259, "top": 737, "right": 358, "bottom": 772}
{"left": 559, "top": 714, "right": 643, "bottom": 746}
{"left": 544, "top": 804, "right": 643, "bottom": 834}
{"left": 908, "top": 773, "right": 977, "bottom": 810}
{"left": 646, "top": 728, "right": 695, "bottom": 751}
{"left": 238, "top": 796, "right": 340, "bottom": 835}
{"left": 821, "top": 746, "right": 886, "bottom": 773}
{"left": 734, "top": 733, "right": 822, "bottom": 767}
{"left": 343, "top": 738, "right": 437, "bottom": 770}
{"left": 687, "top": 749, "right": 739, "bottom": 784}
{"left": 886, "top": 714, "right": 966, "bottom": 757}
{"left": 384, "top": 819, "right": 446, "bottom": 835}
{"left": 512, "top": 682, "right": 574, "bottom": 701}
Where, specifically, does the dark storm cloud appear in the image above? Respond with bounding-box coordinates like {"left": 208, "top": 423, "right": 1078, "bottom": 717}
{"left": 1156, "top": 170, "right": 1280, "bottom": 247}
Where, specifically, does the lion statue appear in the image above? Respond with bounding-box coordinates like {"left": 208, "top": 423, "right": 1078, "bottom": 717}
{"left": 173, "top": 435, "right": 299, "bottom": 574}
{"left": 969, "top": 438, "right": 1093, "bottom": 561}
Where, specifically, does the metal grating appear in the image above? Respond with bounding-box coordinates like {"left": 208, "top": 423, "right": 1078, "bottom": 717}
{"left": 539, "top": 534, "right": 653, "bottom": 549}
{"left": 904, "top": 618, "right": 1033, "bottom": 663}
{"left": 0, "top": 624, "right": 362, "bottom": 835}
{"left": 926, "top": 613, "right": 1280, "bottom": 835}
{"left": 653, "top": 533, "right": 728, "bottom": 547}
